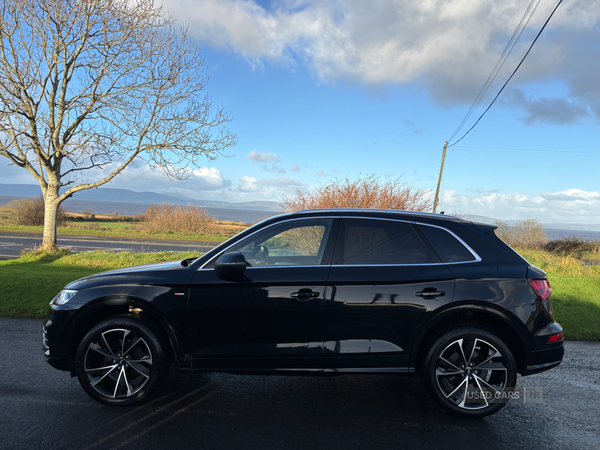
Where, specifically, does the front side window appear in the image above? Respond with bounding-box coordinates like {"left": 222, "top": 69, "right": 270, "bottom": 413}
{"left": 341, "top": 219, "right": 431, "bottom": 265}
{"left": 224, "top": 219, "right": 333, "bottom": 267}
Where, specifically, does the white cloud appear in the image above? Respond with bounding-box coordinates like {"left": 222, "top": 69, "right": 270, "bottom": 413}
{"left": 246, "top": 150, "right": 281, "bottom": 163}
{"left": 234, "top": 175, "right": 303, "bottom": 199}
{"left": 97, "top": 163, "right": 231, "bottom": 193}
{"left": 164, "top": 0, "right": 600, "bottom": 115}
{"left": 239, "top": 175, "right": 258, "bottom": 191}
{"left": 190, "top": 166, "right": 228, "bottom": 187}
{"left": 441, "top": 188, "right": 600, "bottom": 223}
{"left": 262, "top": 164, "right": 286, "bottom": 174}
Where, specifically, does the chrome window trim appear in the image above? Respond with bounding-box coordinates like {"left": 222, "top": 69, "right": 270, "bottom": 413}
{"left": 331, "top": 261, "right": 474, "bottom": 268}
{"left": 197, "top": 264, "right": 327, "bottom": 271}
{"left": 199, "top": 214, "right": 482, "bottom": 270}
{"left": 198, "top": 261, "right": 476, "bottom": 271}
{"left": 198, "top": 216, "right": 340, "bottom": 270}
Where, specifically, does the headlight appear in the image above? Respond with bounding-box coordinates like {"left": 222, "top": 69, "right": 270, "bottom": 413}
{"left": 53, "top": 289, "right": 79, "bottom": 306}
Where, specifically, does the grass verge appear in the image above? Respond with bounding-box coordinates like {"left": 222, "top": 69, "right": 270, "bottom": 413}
{"left": 0, "top": 250, "right": 197, "bottom": 318}
{"left": 518, "top": 249, "right": 600, "bottom": 340}
{"left": 1, "top": 249, "right": 599, "bottom": 341}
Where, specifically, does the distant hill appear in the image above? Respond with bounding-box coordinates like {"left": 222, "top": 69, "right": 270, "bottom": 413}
{"left": 464, "top": 214, "right": 600, "bottom": 232}
{"left": 0, "top": 183, "right": 280, "bottom": 212}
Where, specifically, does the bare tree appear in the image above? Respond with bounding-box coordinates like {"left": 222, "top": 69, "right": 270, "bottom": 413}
{"left": 493, "top": 219, "right": 546, "bottom": 248}
{"left": 511, "top": 218, "right": 546, "bottom": 247}
{"left": 0, "top": 0, "right": 237, "bottom": 250}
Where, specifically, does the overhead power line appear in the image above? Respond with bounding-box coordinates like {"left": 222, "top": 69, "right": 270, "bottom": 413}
{"left": 448, "top": 0, "right": 564, "bottom": 147}
{"left": 447, "top": 0, "right": 542, "bottom": 144}
{"left": 454, "top": 145, "right": 600, "bottom": 154}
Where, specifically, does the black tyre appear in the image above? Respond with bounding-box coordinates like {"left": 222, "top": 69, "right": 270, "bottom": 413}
{"left": 421, "top": 327, "right": 517, "bottom": 418}
{"left": 75, "top": 317, "right": 169, "bottom": 406}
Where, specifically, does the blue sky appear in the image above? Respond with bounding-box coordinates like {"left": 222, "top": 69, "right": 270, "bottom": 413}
{"left": 2, "top": 0, "right": 600, "bottom": 223}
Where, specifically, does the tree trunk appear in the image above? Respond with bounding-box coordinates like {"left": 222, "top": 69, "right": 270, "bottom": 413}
{"left": 41, "top": 187, "right": 61, "bottom": 252}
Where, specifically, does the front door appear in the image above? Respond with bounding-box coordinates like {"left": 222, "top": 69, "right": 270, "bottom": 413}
{"left": 186, "top": 217, "right": 338, "bottom": 372}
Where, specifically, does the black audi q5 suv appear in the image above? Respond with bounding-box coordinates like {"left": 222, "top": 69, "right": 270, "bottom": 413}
{"left": 44, "top": 209, "right": 564, "bottom": 417}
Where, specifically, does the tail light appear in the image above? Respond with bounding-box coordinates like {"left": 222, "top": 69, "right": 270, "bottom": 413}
{"left": 528, "top": 279, "right": 552, "bottom": 301}
{"left": 547, "top": 332, "right": 563, "bottom": 343}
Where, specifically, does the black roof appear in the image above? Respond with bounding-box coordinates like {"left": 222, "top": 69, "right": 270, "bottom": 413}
{"left": 288, "top": 208, "right": 465, "bottom": 223}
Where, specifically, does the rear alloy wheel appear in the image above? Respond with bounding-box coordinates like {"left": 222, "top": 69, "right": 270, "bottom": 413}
{"left": 422, "top": 327, "right": 517, "bottom": 418}
{"left": 75, "top": 317, "right": 168, "bottom": 405}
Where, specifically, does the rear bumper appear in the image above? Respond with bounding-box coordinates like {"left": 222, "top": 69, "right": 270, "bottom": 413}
{"left": 523, "top": 345, "right": 564, "bottom": 375}
{"left": 522, "top": 321, "right": 564, "bottom": 375}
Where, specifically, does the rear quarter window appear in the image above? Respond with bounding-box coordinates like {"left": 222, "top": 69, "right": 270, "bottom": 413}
{"left": 420, "top": 225, "right": 476, "bottom": 263}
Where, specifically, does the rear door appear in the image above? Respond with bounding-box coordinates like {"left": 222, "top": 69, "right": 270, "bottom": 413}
{"left": 325, "top": 217, "right": 455, "bottom": 372}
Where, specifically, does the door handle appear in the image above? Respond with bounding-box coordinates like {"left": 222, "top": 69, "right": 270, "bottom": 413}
{"left": 415, "top": 288, "right": 445, "bottom": 299}
{"left": 291, "top": 289, "right": 320, "bottom": 300}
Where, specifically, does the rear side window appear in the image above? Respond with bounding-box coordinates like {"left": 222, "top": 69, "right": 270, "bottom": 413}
{"left": 420, "top": 225, "right": 476, "bottom": 263}
{"left": 341, "top": 219, "right": 431, "bottom": 265}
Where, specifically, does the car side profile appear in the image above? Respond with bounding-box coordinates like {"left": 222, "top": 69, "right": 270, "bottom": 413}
{"left": 44, "top": 209, "right": 564, "bottom": 417}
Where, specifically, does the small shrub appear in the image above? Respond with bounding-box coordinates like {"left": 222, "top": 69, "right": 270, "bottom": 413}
{"left": 83, "top": 208, "right": 96, "bottom": 220}
{"left": 137, "top": 203, "right": 217, "bottom": 235}
{"left": 544, "top": 237, "right": 600, "bottom": 255}
{"left": 66, "top": 223, "right": 111, "bottom": 232}
{"left": 280, "top": 175, "right": 431, "bottom": 212}
{"left": 8, "top": 197, "right": 66, "bottom": 226}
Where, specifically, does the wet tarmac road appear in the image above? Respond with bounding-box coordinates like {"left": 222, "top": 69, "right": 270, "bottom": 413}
{"left": 0, "top": 318, "right": 599, "bottom": 450}
{"left": 0, "top": 232, "right": 217, "bottom": 259}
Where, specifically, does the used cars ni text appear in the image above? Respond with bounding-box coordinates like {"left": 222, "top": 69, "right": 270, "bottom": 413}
{"left": 44, "top": 209, "right": 564, "bottom": 417}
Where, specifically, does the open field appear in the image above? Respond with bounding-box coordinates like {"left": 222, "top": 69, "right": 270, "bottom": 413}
{"left": 0, "top": 206, "right": 248, "bottom": 243}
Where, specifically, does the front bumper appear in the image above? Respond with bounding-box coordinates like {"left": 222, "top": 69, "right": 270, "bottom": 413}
{"left": 43, "top": 309, "right": 75, "bottom": 372}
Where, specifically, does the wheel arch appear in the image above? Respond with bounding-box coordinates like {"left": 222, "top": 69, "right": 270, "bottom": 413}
{"left": 66, "top": 296, "right": 184, "bottom": 374}
{"left": 411, "top": 304, "right": 529, "bottom": 375}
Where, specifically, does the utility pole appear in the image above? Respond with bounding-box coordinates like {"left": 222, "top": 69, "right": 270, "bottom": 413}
{"left": 433, "top": 141, "right": 448, "bottom": 214}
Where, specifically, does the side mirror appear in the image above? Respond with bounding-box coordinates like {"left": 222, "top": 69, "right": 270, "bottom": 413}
{"left": 214, "top": 251, "right": 247, "bottom": 278}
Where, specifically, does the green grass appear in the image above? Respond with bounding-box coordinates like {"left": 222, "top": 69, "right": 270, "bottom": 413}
{"left": 0, "top": 250, "right": 197, "bottom": 318}
{"left": 580, "top": 252, "right": 600, "bottom": 261}
{"left": 0, "top": 223, "right": 231, "bottom": 242}
{"left": 518, "top": 249, "right": 600, "bottom": 340}
{"left": 2, "top": 248, "right": 599, "bottom": 341}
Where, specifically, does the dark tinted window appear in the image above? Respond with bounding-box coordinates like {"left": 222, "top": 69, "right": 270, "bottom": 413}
{"left": 420, "top": 225, "right": 476, "bottom": 263}
{"left": 341, "top": 219, "right": 431, "bottom": 265}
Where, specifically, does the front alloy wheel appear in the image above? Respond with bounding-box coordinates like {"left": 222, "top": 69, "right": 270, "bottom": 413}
{"left": 75, "top": 317, "right": 168, "bottom": 405}
{"left": 422, "top": 327, "right": 517, "bottom": 418}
